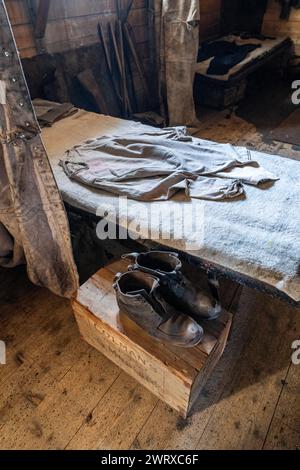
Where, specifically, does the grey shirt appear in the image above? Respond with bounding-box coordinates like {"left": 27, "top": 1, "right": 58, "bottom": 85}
{"left": 61, "top": 127, "right": 279, "bottom": 201}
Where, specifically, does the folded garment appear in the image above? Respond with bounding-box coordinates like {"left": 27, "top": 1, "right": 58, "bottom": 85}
{"left": 60, "top": 127, "right": 279, "bottom": 202}
{"left": 33, "top": 99, "right": 78, "bottom": 127}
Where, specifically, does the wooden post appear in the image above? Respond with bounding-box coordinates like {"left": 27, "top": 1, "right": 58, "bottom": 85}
{"left": 98, "top": 23, "right": 122, "bottom": 104}
{"left": 35, "top": 0, "right": 51, "bottom": 39}
{"left": 123, "top": 22, "right": 151, "bottom": 107}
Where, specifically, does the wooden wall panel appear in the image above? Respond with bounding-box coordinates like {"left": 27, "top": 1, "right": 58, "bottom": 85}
{"left": 5, "top": 1, "right": 35, "bottom": 57}
{"left": 5, "top": 0, "right": 223, "bottom": 57}
{"left": 199, "top": 0, "right": 222, "bottom": 42}
{"left": 5, "top": 0, "right": 28, "bottom": 24}
{"left": 262, "top": 0, "right": 300, "bottom": 55}
{"left": 5, "top": 0, "right": 148, "bottom": 58}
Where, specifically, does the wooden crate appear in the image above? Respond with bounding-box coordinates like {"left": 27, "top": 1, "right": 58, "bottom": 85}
{"left": 72, "top": 260, "right": 232, "bottom": 418}
{"left": 194, "top": 75, "right": 247, "bottom": 109}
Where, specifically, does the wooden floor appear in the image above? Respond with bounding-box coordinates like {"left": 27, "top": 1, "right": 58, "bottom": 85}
{"left": 194, "top": 107, "right": 300, "bottom": 161}
{"left": 1, "top": 109, "right": 300, "bottom": 450}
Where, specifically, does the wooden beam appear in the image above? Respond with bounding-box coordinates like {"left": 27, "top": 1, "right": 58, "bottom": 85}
{"left": 109, "top": 21, "right": 131, "bottom": 116}
{"left": 116, "top": 0, "right": 133, "bottom": 22}
{"left": 35, "top": 0, "right": 51, "bottom": 39}
{"left": 97, "top": 23, "right": 122, "bottom": 104}
{"left": 123, "top": 22, "right": 151, "bottom": 106}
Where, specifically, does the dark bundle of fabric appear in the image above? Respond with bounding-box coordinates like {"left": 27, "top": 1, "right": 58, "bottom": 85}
{"left": 197, "top": 39, "right": 261, "bottom": 76}
{"left": 280, "top": 0, "right": 300, "bottom": 20}
{"left": 33, "top": 99, "right": 78, "bottom": 127}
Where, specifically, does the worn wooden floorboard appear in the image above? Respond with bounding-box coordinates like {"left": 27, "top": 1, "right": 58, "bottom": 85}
{"left": 271, "top": 359, "right": 300, "bottom": 435}
{"left": 66, "top": 372, "right": 158, "bottom": 450}
{"left": 196, "top": 289, "right": 300, "bottom": 450}
{"left": 195, "top": 110, "right": 300, "bottom": 161}
{"left": 263, "top": 418, "right": 300, "bottom": 450}
{"left": 0, "top": 269, "right": 122, "bottom": 450}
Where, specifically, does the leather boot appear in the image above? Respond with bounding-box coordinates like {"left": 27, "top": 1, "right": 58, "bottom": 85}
{"left": 113, "top": 270, "right": 203, "bottom": 348}
{"left": 122, "top": 251, "right": 222, "bottom": 321}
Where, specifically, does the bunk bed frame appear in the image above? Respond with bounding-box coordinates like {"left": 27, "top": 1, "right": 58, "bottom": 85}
{"left": 1, "top": 2, "right": 300, "bottom": 308}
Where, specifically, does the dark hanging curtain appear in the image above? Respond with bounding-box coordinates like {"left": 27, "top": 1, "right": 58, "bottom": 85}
{"left": 221, "top": 0, "right": 268, "bottom": 34}
{"left": 280, "top": 0, "right": 300, "bottom": 20}
{"left": 148, "top": 0, "right": 200, "bottom": 126}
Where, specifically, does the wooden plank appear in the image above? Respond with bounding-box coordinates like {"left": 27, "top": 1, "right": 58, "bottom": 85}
{"left": 263, "top": 418, "right": 300, "bottom": 450}
{"left": 0, "top": 350, "right": 121, "bottom": 449}
{"left": 98, "top": 22, "right": 122, "bottom": 104}
{"left": 195, "top": 289, "right": 300, "bottom": 450}
{"left": 5, "top": 0, "right": 29, "bottom": 25}
{"left": 116, "top": 19, "right": 131, "bottom": 116}
{"left": 41, "top": 0, "right": 146, "bottom": 21}
{"left": 0, "top": 288, "right": 78, "bottom": 385}
{"left": 123, "top": 22, "right": 150, "bottom": 106}
{"left": 5, "top": 0, "right": 149, "bottom": 58}
{"left": 272, "top": 360, "right": 300, "bottom": 434}
{"left": 35, "top": 0, "right": 51, "bottom": 38}
{"left": 194, "top": 109, "right": 300, "bottom": 168}
{"left": 11, "top": 23, "right": 36, "bottom": 50}
{"left": 77, "top": 68, "right": 109, "bottom": 115}
{"left": 0, "top": 267, "right": 121, "bottom": 450}
{"left": 67, "top": 372, "right": 158, "bottom": 450}
{"left": 109, "top": 21, "right": 131, "bottom": 116}
{"left": 0, "top": 362, "right": 57, "bottom": 443}
{"left": 0, "top": 266, "right": 86, "bottom": 385}
{"left": 74, "top": 304, "right": 195, "bottom": 416}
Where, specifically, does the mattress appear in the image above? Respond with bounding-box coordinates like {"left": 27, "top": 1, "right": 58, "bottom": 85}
{"left": 195, "top": 35, "right": 289, "bottom": 81}
{"left": 42, "top": 109, "right": 300, "bottom": 304}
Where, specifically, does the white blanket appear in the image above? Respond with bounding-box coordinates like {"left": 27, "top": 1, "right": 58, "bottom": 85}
{"left": 42, "top": 110, "right": 300, "bottom": 303}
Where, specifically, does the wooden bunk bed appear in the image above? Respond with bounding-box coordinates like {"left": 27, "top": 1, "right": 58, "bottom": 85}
{"left": 40, "top": 108, "right": 300, "bottom": 307}
{"left": 194, "top": 34, "right": 292, "bottom": 108}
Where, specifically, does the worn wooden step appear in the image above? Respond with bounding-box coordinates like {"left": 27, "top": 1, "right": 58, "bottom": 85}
{"left": 72, "top": 259, "right": 232, "bottom": 418}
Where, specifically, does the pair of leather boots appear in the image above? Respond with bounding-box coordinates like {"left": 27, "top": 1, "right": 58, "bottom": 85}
{"left": 113, "top": 251, "right": 222, "bottom": 348}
